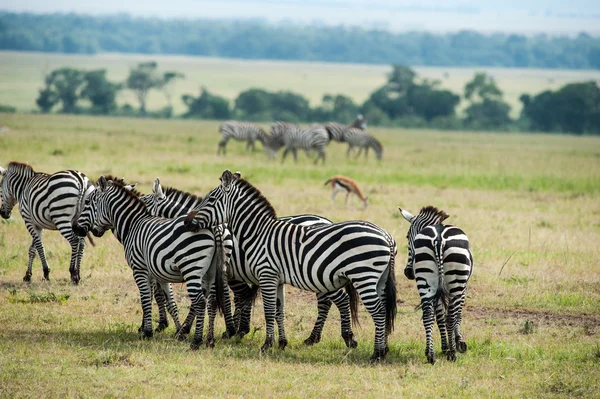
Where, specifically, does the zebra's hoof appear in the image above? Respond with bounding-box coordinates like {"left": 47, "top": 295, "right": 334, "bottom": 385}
{"left": 347, "top": 338, "right": 358, "bottom": 349}
{"left": 427, "top": 355, "right": 436, "bottom": 365}
{"left": 206, "top": 338, "right": 215, "bottom": 349}
{"left": 446, "top": 350, "right": 457, "bottom": 362}
{"left": 155, "top": 321, "right": 169, "bottom": 332}
{"left": 190, "top": 341, "right": 202, "bottom": 351}
{"left": 370, "top": 349, "right": 387, "bottom": 363}
{"left": 23, "top": 274, "right": 32, "bottom": 282}
{"left": 260, "top": 339, "right": 274, "bottom": 353}
{"left": 43, "top": 270, "right": 50, "bottom": 280}
{"left": 278, "top": 339, "right": 288, "bottom": 350}
{"left": 303, "top": 336, "right": 320, "bottom": 346}
{"left": 457, "top": 341, "right": 467, "bottom": 353}
{"left": 141, "top": 329, "right": 153, "bottom": 339}
{"left": 71, "top": 276, "right": 80, "bottom": 285}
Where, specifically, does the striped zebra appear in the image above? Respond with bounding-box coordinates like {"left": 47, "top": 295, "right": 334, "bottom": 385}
{"left": 266, "top": 122, "right": 329, "bottom": 164}
{"left": 150, "top": 178, "right": 358, "bottom": 347}
{"left": 185, "top": 170, "right": 397, "bottom": 361}
{"left": 343, "top": 128, "right": 383, "bottom": 160}
{"left": 72, "top": 176, "right": 226, "bottom": 350}
{"left": 398, "top": 206, "right": 473, "bottom": 364}
{"left": 217, "top": 121, "right": 268, "bottom": 155}
{"left": 324, "top": 114, "right": 368, "bottom": 142}
{"left": 0, "top": 162, "right": 94, "bottom": 284}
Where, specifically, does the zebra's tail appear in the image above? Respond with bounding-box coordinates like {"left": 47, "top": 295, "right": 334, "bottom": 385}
{"left": 345, "top": 283, "right": 361, "bottom": 328}
{"left": 384, "top": 240, "right": 398, "bottom": 336}
{"left": 435, "top": 235, "right": 449, "bottom": 311}
{"left": 86, "top": 233, "right": 95, "bottom": 247}
{"left": 213, "top": 242, "right": 227, "bottom": 316}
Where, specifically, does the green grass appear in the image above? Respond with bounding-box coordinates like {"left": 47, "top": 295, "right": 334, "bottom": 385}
{"left": 2, "top": 51, "right": 600, "bottom": 118}
{"left": 0, "top": 113, "right": 599, "bottom": 397}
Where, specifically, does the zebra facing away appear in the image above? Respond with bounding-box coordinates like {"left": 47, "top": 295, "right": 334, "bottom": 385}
{"left": 323, "top": 114, "right": 368, "bottom": 142}
{"left": 150, "top": 178, "right": 358, "bottom": 348}
{"left": 72, "top": 176, "right": 227, "bottom": 350}
{"left": 398, "top": 206, "right": 473, "bottom": 364}
{"left": 185, "top": 170, "right": 397, "bottom": 361}
{"left": 343, "top": 128, "right": 383, "bottom": 160}
{"left": 217, "top": 121, "right": 268, "bottom": 155}
{"left": 0, "top": 162, "right": 94, "bottom": 284}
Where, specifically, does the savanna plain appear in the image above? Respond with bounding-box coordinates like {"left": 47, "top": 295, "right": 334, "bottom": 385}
{"left": 0, "top": 113, "right": 599, "bottom": 398}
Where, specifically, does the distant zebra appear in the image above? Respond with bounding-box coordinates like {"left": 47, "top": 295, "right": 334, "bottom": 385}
{"left": 343, "top": 128, "right": 383, "bottom": 160}
{"left": 185, "top": 170, "right": 397, "bottom": 361}
{"left": 324, "top": 114, "right": 368, "bottom": 142}
{"left": 217, "top": 121, "right": 268, "bottom": 155}
{"left": 73, "top": 176, "right": 226, "bottom": 349}
{"left": 267, "top": 122, "right": 329, "bottom": 164}
{"left": 0, "top": 162, "right": 94, "bottom": 283}
{"left": 150, "top": 178, "right": 357, "bottom": 347}
{"left": 398, "top": 206, "right": 473, "bottom": 364}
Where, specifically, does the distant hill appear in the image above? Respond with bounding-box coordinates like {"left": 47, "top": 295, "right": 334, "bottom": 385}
{"left": 1, "top": 12, "right": 599, "bottom": 69}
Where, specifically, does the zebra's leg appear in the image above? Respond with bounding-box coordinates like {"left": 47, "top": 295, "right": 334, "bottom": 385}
{"left": 276, "top": 284, "right": 287, "bottom": 349}
{"left": 132, "top": 268, "right": 154, "bottom": 338}
{"left": 292, "top": 148, "right": 298, "bottom": 163}
{"left": 346, "top": 145, "right": 353, "bottom": 158}
{"left": 189, "top": 289, "right": 207, "bottom": 350}
{"left": 454, "top": 292, "right": 468, "bottom": 353}
{"left": 26, "top": 224, "right": 51, "bottom": 281}
{"left": 329, "top": 289, "right": 357, "bottom": 348}
{"left": 435, "top": 298, "right": 449, "bottom": 354}
{"left": 422, "top": 298, "right": 437, "bottom": 364}
{"left": 206, "top": 283, "right": 218, "bottom": 348}
{"left": 152, "top": 280, "right": 169, "bottom": 332}
{"left": 67, "top": 235, "right": 81, "bottom": 285}
{"left": 258, "top": 274, "right": 279, "bottom": 353}
{"left": 304, "top": 293, "right": 331, "bottom": 345}
{"left": 219, "top": 277, "right": 237, "bottom": 339}
{"left": 352, "top": 278, "right": 388, "bottom": 362}
{"left": 159, "top": 282, "right": 182, "bottom": 333}
{"left": 217, "top": 139, "right": 227, "bottom": 155}
{"left": 355, "top": 147, "right": 364, "bottom": 159}
{"left": 445, "top": 293, "right": 464, "bottom": 362}
{"left": 365, "top": 147, "right": 369, "bottom": 159}
{"left": 281, "top": 148, "right": 290, "bottom": 163}
{"left": 24, "top": 241, "right": 37, "bottom": 282}
{"left": 177, "top": 306, "right": 196, "bottom": 340}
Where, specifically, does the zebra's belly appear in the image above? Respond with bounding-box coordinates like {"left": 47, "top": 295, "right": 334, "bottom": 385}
{"left": 285, "top": 269, "right": 347, "bottom": 293}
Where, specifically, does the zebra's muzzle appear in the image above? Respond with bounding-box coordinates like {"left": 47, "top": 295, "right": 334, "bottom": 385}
{"left": 0, "top": 210, "right": 10, "bottom": 219}
{"left": 72, "top": 222, "right": 88, "bottom": 238}
{"left": 404, "top": 266, "right": 415, "bottom": 280}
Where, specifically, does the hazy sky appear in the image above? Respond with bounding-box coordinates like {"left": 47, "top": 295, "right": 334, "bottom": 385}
{"left": 2, "top": 0, "right": 600, "bottom": 34}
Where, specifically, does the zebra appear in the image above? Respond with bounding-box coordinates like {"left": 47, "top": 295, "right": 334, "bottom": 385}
{"left": 324, "top": 114, "right": 368, "bottom": 142}
{"left": 343, "top": 128, "right": 383, "bottom": 160}
{"left": 185, "top": 170, "right": 397, "bottom": 361}
{"left": 398, "top": 206, "right": 473, "bottom": 364}
{"left": 149, "top": 178, "right": 358, "bottom": 347}
{"left": 217, "top": 121, "right": 268, "bottom": 155}
{"left": 0, "top": 162, "right": 94, "bottom": 284}
{"left": 266, "top": 122, "right": 329, "bottom": 164}
{"left": 72, "top": 176, "right": 227, "bottom": 350}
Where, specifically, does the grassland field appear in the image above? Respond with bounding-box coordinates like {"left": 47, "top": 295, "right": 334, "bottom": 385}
{"left": 0, "top": 112, "right": 599, "bottom": 398}
{"left": 2, "top": 51, "right": 600, "bottom": 118}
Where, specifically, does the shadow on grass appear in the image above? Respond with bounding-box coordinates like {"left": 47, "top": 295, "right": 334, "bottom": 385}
{"left": 0, "top": 324, "right": 427, "bottom": 366}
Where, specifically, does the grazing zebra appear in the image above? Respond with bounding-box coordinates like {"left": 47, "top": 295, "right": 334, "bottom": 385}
{"left": 217, "top": 121, "right": 268, "bottom": 155}
{"left": 185, "top": 170, "right": 397, "bottom": 361}
{"left": 0, "top": 162, "right": 94, "bottom": 284}
{"left": 324, "top": 114, "right": 368, "bottom": 142}
{"left": 150, "top": 178, "right": 357, "bottom": 347}
{"left": 72, "top": 176, "right": 226, "bottom": 350}
{"left": 265, "top": 122, "right": 329, "bottom": 164}
{"left": 343, "top": 128, "right": 383, "bottom": 160}
{"left": 398, "top": 206, "right": 473, "bottom": 364}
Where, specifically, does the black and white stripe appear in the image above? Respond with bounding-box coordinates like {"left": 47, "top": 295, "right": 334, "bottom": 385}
{"left": 217, "top": 121, "right": 268, "bottom": 155}
{"left": 343, "top": 128, "right": 383, "bottom": 160}
{"left": 72, "top": 176, "right": 225, "bottom": 350}
{"left": 0, "top": 162, "right": 93, "bottom": 283}
{"left": 399, "top": 206, "right": 473, "bottom": 364}
{"left": 185, "top": 170, "right": 397, "bottom": 361}
{"left": 266, "top": 122, "right": 329, "bottom": 164}
{"left": 324, "top": 114, "right": 367, "bottom": 142}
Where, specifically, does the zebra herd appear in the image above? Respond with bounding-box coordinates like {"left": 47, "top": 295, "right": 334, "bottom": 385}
{"left": 0, "top": 162, "right": 473, "bottom": 364}
{"left": 217, "top": 115, "right": 384, "bottom": 163}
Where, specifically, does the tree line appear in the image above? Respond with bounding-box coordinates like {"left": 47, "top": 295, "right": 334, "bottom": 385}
{"left": 1, "top": 12, "right": 600, "bottom": 69}
{"left": 25, "top": 62, "right": 600, "bottom": 135}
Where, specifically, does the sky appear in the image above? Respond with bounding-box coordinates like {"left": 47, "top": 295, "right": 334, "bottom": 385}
{"left": 1, "top": 0, "right": 600, "bottom": 34}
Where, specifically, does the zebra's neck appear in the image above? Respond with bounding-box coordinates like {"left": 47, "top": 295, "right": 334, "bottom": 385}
{"left": 226, "top": 180, "right": 277, "bottom": 241}
{"left": 107, "top": 188, "right": 151, "bottom": 244}
{"left": 9, "top": 171, "right": 37, "bottom": 202}
{"left": 164, "top": 189, "right": 202, "bottom": 217}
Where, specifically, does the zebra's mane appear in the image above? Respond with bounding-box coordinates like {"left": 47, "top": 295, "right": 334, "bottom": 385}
{"left": 418, "top": 206, "right": 449, "bottom": 222}
{"left": 8, "top": 161, "right": 37, "bottom": 176}
{"left": 102, "top": 175, "right": 143, "bottom": 197}
{"left": 109, "top": 182, "right": 150, "bottom": 216}
{"left": 163, "top": 186, "right": 202, "bottom": 203}
{"left": 236, "top": 178, "right": 277, "bottom": 219}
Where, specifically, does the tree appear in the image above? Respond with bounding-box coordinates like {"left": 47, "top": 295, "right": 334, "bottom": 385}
{"left": 35, "top": 86, "right": 58, "bottom": 113}
{"left": 234, "top": 88, "right": 272, "bottom": 116}
{"left": 464, "top": 72, "right": 503, "bottom": 102}
{"left": 182, "top": 87, "right": 230, "bottom": 119}
{"left": 81, "top": 69, "right": 122, "bottom": 114}
{"left": 126, "top": 62, "right": 182, "bottom": 115}
{"left": 463, "top": 72, "right": 511, "bottom": 129}
{"left": 38, "top": 68, "right": 85, "bottom": 113}
{"left": 162, "top": 71, "right": 185, "bottom": 112}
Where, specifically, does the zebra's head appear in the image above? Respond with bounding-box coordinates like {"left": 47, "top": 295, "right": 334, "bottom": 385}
{"left": 73, "top": 176, "right": 116, "bottom": 238}
{"left": 184, "top": 170, "right": 241, "bottom": 233}
{"left": 150, "top": 177, "right": 167, "bottom": 216}
{"left": 398, "top": 206, "right": 450, "bottom": 280}
{"left": 0, "top": 163, "right": 32, "bottom": 219}
{"left": 354, "top": 114, "right": 368, "bottom": 130}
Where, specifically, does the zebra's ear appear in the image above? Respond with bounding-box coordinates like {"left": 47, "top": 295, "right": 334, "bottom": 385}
{"left": 0, "top": 166, "right": 6, "bottom": 176}
{"left": 220, "top": 170, "right": 234, "bottom": 191}
{"left": 233, "top": 171, "right": 241, "bottom": 180}
{"left": 98, "top": 175, "right": 108, "bottom": 192}
{"left": 398, "top": 207, "right": 414, "bottom": 223}
{"left": 124, "top": 183, "right": 137, "bottom": 191}
{"left": 153, "top": 177, "right": 163, "bottom": 197}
